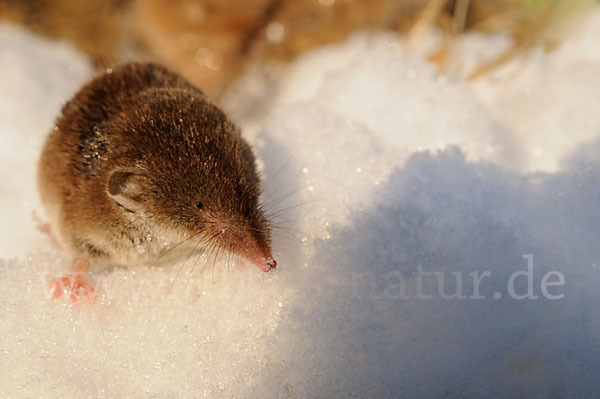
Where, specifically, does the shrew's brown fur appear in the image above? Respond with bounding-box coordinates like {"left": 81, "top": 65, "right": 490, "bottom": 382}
{"left": 38, "top": 62, "right": 274, "bottom": 272}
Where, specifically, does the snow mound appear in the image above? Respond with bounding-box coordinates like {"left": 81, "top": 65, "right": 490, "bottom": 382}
{"left": 0, "top": 23, "right": 92, "bottom": 259}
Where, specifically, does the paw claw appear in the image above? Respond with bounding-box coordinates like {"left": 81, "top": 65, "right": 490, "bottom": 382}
{"left": 50, "top": 273, "right": 95, "bottom": 302}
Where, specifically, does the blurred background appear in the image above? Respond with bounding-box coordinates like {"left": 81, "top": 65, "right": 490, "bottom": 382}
{"left": 0, "top": 0, "right": 593, "bottom": 99}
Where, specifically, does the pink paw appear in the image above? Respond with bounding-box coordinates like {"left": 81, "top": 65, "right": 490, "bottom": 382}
{"left": 50, "top": 272, "right": 95, "bottom": 302}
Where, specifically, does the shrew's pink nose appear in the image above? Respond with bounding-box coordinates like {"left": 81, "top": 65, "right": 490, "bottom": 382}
{"left": 255, "top": 256, "right": 277, "bottom": 272}
{"left": 264, "top": 257, "right": 277, "bottom": 272}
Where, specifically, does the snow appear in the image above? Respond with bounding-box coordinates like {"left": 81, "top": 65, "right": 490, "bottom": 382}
{"left": 0, "top": 23, "right": 92, "bottom": 259}
{"left": 2, "top": 7, "right": 600, "bottom": 397}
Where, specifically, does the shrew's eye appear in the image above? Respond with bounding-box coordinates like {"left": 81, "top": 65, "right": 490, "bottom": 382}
{"left": 195, "top": 201, "right": 204, "bottom": 209}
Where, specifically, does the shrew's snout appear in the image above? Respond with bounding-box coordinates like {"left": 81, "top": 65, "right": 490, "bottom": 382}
{"left": 206, "top": 213, "right": 276, "bottom": 272}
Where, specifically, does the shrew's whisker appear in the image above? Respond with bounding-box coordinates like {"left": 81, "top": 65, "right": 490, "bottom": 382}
{"left": 157, "top": 227, "right": 207, "bottom": 261}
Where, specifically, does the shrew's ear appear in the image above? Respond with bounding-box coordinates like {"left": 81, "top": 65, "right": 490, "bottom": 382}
{"left": 106, "top": 168, "right": 148, "bottom": 213}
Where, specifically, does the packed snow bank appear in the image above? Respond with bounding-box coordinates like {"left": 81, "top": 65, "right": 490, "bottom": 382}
{"left": 258, "top": 145, "right": 600, "bottom": 397}
{"left": 466, "top": 8, "right": 600, "bottom": 172}
{"left": 0, "top": 23, "right": 92, "bottom": 259}
{"left": 2, "top": 7, "right": 600, "bottom": 398}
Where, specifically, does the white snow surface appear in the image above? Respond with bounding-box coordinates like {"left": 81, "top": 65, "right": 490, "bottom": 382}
{"left": 2, "top": 7, "right": 600, "bottom": 397}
